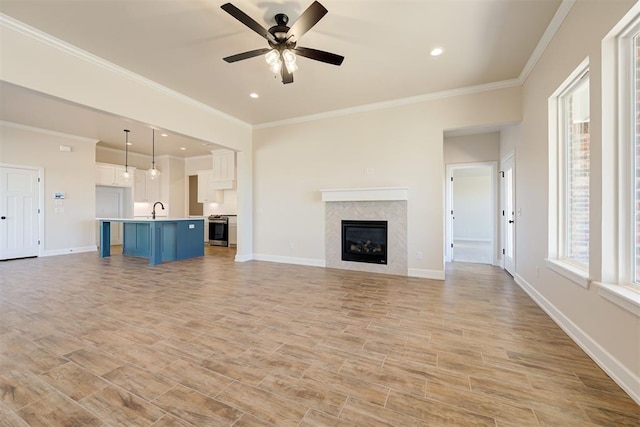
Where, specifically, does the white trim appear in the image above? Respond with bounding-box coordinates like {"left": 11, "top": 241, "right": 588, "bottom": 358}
{"left": 408, "top": 268, "right": 445, "bottom": 280}
{"left": 234, "top": 253, "right": 253, "bottom": 263}
{"left": 519, "top": 0, "right": 576, "bottom": 83}
{"left": 0, "top": 13, "right": 250, "bottom": 129}
{"left": 594, "top": 282, "right": 640, "bottom": 317}
{"left": 252, "top": 253, "right": 325, "bottom": 268}
{"left": 514, "top": 274, "right": 640, "bottom": 405}
{"left": 547, "top": 58, "right": 591, "bottom": 272}
{"left": 0, "top": 120, "right": 99, "bottom": 143}
{"left": 545, "top": 258, "right": 590, "bottom": 289}
{"left": 320, "top": 187, "right": 408, "bottom": 202}
{"left": 255, "top": 79, "right": 521, "bottom": 129}
{"left": 41, "top": 246, "right": 97, "bottom": 257}
{"left": 445, "top": 162, "right": 498, "bottom": 266}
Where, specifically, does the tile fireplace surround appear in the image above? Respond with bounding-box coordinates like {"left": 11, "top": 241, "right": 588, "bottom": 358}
{"left": 322, "top": 188, "right": 408, "bottom": 276}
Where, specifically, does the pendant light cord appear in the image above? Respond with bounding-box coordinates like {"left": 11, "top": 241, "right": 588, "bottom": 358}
{"left": 152, "top": 129, "right": 156, "bottom": 169}
{"left": 125, "top": 130, "right": 129, "bottom": 172}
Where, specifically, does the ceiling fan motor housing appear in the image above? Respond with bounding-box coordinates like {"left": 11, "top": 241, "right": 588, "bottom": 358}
{"left": 268, "top": 15, "right": 293, "bottom": 48}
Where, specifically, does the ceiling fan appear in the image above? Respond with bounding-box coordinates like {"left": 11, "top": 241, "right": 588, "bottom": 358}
{"left": 221, "top": 1, "right": 344, "bottom": 84}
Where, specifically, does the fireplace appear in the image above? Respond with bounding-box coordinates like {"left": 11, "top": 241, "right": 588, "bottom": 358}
{"left": 342, "top": 220, "right": 388, "bottom": 264}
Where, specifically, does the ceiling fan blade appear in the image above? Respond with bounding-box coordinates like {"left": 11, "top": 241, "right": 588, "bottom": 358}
{"left": 223, "top": 48, "right": 271, "bottom": 63}
{"left": 281, "top": 66, "right": 294, "bottom": 84}
{"left": 221, "top": 3, "right": 275, "bottom": 43}
{"left": 295, "top": 46, "right": 344, "bottom": 66}
{"left": 286, "top": 1, "right": 327, "bottom": 43}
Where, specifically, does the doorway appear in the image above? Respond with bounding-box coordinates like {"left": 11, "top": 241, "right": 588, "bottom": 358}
{"left": 0, "top": 165, "right": 41, "bottom": 260}
{"left": 446, "top": 162, "right": 498, "bottom": 265}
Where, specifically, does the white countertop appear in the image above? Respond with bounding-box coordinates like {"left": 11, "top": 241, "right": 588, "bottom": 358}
{"left": 97, "top": 218, "right": 204, "bottom": 222}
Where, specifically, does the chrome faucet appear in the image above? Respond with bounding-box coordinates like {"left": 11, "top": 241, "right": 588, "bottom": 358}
{"left": 151, "top": 201, "right": 165, "bottom": 219}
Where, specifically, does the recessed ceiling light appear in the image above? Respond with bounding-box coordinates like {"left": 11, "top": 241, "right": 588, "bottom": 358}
{"left": 126, "top": 142, "right": 132, "bottom": 146}
{"left": 250, "top": 93, "right": 259, "bottom": 99}
{"left": 161, "top": 133, "right": 168, "bottom": 137}
{"left": 430, "top": 47, "right": 444, "bottom": 56}
{"left": 180, "top": 147, "right": 186, "bottom": 151}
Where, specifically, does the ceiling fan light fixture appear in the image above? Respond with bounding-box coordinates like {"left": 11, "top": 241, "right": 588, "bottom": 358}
{"left": 265, "top": 49, "right": 280, "bottom": 65}
{"left": 222, "top": 2, "right": 344, "bottom": 84}
{"left": 282, "top": 49, "right": 297, "bottom": 73}
{"left": 269, "top": 59, "right": 283, "bottom": 74}
{"left": 285, "top": 61, "right": 298, "bottom": 73}
{"left": 282, "top": 49, "right": 296, "bottom": 64}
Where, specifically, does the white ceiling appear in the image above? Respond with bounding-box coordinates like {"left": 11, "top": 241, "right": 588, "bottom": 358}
{"left": 0, "top": 0, "right": 563, "bottom": 156}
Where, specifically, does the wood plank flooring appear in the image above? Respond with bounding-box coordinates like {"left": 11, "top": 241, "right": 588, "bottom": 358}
{"left": 0, "top": 247, "right": 638, "bottom": 426}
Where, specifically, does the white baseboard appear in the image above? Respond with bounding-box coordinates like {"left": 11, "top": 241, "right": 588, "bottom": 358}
{"left": 41, "top": 246, "right": 97, "bottom": 257}
{"left": 234, "top": 253, "right": 253, "bottom": 262}
{"left": 408, "top": 268, "right": 445, "bottom": 280}
{"left": 253, "top": 253, "right": 326, "bottom": 268}
{"left": 514, "top": 273, "right": 640, "bottom": 405}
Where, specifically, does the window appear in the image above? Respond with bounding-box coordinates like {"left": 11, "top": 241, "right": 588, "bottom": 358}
{"left": 547, "top": 59, "right": 590, "bottom": 287}
{"left": 597, "top": 4, "right": 640, "bottom": 317}
{"left": 562, "top": 74, "right": 590, "bottom": 267}
{"left": 631, "top": 28, "right": 640, "bottom": 284}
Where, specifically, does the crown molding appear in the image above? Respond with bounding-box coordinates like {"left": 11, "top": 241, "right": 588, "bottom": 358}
{"left": 0, "top": 13, "right": 251, "bottom": 129}
{"left": 519, "top": 0, "right": 576, "bottom": 84}
{"left": 254, "top": 78, "right": 521, "bottom": 130}
{"left": 1, "top": 0, "right": 575, "bottom": 132}
{"left": 0, "top": 120, "right": 99, "bottom": 143}
{"left": 253, "top": 0, "right": 575, "bottom": 130}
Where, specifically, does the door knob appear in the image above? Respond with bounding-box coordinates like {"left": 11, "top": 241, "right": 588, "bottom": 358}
{"left": 1, "top": 216, "right": 6, "bottom": 220}
{"left": 508, "top": 220, "right": 514, "bottom": 223}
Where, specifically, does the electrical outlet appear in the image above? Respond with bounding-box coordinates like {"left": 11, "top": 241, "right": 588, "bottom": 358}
{"left": 290, "top": 242, "right": 295, "bottom": 249}
{"left": 416, "top": 251, "right": 423, "bottom": 260}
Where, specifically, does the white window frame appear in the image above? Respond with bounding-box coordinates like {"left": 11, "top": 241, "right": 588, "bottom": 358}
{"left": 618, "top": 18, "right": 640, "bottom": 288}
{"left": 597, "top": 3, "right": 640, "bottom": 317}
{"left": 547, "top": 58, "right": 591, "bottom": 289}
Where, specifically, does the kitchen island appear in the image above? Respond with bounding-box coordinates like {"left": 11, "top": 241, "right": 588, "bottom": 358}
{"left": 98, "top": 218, "right": 204, "bottom": 265}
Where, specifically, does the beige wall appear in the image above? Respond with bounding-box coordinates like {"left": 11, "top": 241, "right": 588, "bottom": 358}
{"left": 516, "top": 0, "right": 639, "bottom": 398}
{"left": 1, "top": 123, "right": 97, "bottom": 253}
{"left": 443, "top": 132, "right": 500, "bottom": 164}
{"left": 0, "top": 21, "right": 253, "bottom": 258}
{"left": 253, "top": 86, "right": 521, "bottom": 277}
{"left": 499, "top": 124, "right": 520, "bottom": 160}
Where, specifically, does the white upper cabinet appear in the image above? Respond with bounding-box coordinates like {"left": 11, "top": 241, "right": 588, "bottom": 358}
{"left": 96, "top": 163, "right": 134, "bottom": 187}
{"left": 134, "top": 169, "right": 160, "bottom": 203}
{"left": 197, "top": 170, "right": 222, "bottom": 203}
{"left": 210, "top": 149, "right": 235, "bottom": 189}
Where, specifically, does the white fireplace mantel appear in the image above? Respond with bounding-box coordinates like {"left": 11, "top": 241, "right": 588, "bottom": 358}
{"left": 320, "top": 187, "right": 408, "bottom": 202}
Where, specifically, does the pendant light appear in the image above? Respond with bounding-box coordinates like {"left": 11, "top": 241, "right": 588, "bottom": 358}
{"left": 122, "top": 129, "right": 131, "bottom": 181}
{"left": 147, "top": 128, "right": 161, "bottom": 180}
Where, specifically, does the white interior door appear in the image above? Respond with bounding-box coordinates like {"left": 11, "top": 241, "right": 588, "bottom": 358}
{"left": 0, "top": 166, "right": 40, "bottom": 260}
{"left": 502, "top": 155, "right": 516, "bottom": 275}
{"left": 96, "top": 186, "right": 123, "bottom": 245}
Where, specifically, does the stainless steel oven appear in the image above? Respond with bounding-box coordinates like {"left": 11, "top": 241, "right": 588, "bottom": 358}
{"left": 208, "top": 215, "right": 229, "bottom": 246}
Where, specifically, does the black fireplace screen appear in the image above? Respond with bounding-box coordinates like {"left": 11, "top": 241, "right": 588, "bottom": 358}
{"left": 341, "top": 220, "right": 387, "bottom": 264}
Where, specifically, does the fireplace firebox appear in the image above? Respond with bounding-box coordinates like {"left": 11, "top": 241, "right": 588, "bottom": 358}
{"left": 341, "top": 220, "right": 387, "bottom": 264}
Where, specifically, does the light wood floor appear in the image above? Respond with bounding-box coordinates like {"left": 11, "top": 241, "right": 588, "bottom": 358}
{"left": 0, "top": 247, "right": 637, "bottom": 426}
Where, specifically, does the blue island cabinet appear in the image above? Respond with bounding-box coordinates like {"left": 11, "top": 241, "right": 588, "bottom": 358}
{"left": 98, "top": 218, "right": 204, "bottom": 265}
